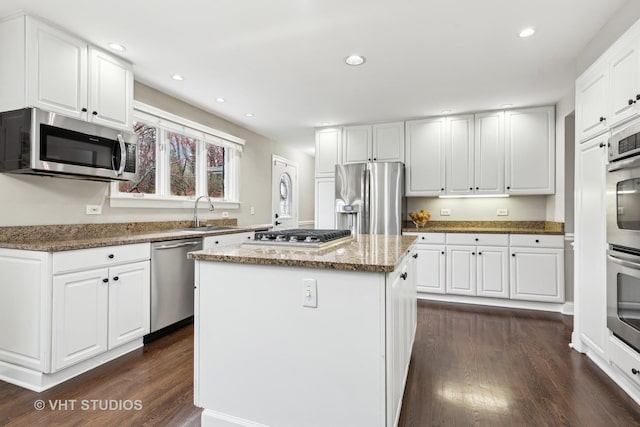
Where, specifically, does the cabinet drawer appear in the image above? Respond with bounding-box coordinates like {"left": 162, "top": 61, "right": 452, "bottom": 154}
{"left": 446, "top": 233, "right": 508, "bottom": 246}
{"left": 509, "top": 234, "right": 564, "bottom": 248}
{"left": 403, "top": 232, "right": 445, "bottom": 245}
{"left": 203, "top": 232, "right": 253, "bottom": 249}
{"left": 610, "top": 335, "right": 640, "bottom": 390}
{"left": 53, "top": 243, "right": 150, "bottom": 274}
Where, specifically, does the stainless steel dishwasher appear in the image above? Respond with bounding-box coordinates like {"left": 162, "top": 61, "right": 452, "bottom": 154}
{"left": 150, "top": 238, "right": 202, "bottom": 332}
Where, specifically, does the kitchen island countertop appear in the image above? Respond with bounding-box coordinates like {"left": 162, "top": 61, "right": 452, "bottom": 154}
{"left": 188, "top": 234, "right": 418, "bottom": 273}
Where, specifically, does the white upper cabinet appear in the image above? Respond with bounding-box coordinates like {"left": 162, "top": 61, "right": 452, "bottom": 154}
{"left": 474, "top": 111, "right": 505, "bottom": 194}
{"left": 343, "top": 125, "right": 372, "bottom": 164}
{"left": 372, "top": 122, "right": 404, "bottom": 162}
{"left": 0, "top": 16, "right": 133, "bottom": 132}
{"left": 405, "top": 118, "right": 446, "bottom": 196}
{"left": 315, "top": 128, "right": 342, "bottom": 177}
{"left": 505, "top": 106, "right": 555, "bottom": 195}
{"left": 343, "top": 122, "right": 404, "bottom": 164}
{"left": 609, "top": 35, "right": 640, "bottom": 128}
{"left": 445, "top": 115, "right": 474, "bottom": 196}
{"left": 576, "top": 67, "right": 610, "bottom": 142}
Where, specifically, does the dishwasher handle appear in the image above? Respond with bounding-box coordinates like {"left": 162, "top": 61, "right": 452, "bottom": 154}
{"left": 154, "top": 241, "right": 201, "bottom": 250}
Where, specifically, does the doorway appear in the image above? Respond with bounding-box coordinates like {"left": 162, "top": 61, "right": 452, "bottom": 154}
{"left": 272, "top": 155, "right": 298, "bottom": 230}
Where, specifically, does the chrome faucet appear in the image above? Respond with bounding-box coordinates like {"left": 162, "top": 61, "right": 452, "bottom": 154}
{"left": 193, "top": 195, "right": 215, "bottom": 227}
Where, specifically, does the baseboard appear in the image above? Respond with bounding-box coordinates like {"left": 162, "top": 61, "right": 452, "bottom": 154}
{"left": 417, "top": 293, "right": 565, "bottom": 313}
{"left": 0, "top": 339, "right": 143, "bottom": 392}
{"left": 584, "top": 348, "right": 640, "bottom": 406}
{"left": 561, "top": 302, "right": 574, "bottom": 315}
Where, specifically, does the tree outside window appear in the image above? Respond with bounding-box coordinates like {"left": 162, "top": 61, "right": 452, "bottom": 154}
{"left": 119, "top": 122, "right": 156, "bottom": 194}
{"left": 169, "top": 132, "right": 197, "bottom": 197}
{"left": 207, "top": 143, "right": 225, "bottom": 198}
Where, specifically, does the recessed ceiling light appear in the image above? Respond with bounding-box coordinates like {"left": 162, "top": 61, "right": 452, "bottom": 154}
{"left": 501, "top": 103, "right": 513, "bottom": 108}
{"left": 108, "top": 43, "right": 126, "bottom": 52}
{"left": 345, "top": 55, "right": 366, "bottom": 66}
{"left": 519, "top": 28, "right": 535, "bottom": 38}
{"left": 171, "top": 74, "right": 184, "bottom": 81}
{"left": 216, "top": 98, "right": 225, "bottom": 103}
{"left": 441, "top": 110, "right": 452, "bottom": 114}
{"left": 245, "top": 113, "right": 254, "bottom": 117}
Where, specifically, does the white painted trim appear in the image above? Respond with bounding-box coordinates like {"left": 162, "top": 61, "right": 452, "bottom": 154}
{"left": 417, "top": 292, "right": 565, "bottom": 313}
{"left": 564, "top": 233, "right": 575, "bottom": 241}
{"left": 561, "top": 301, "right": 575, "bottom": 315}
{"left": 298, "top": 220, "right": 314, "bottom": 227}
{"left": 272, "top": 155, "right": 299, "bottom": 229}
{"left": 0, "top": 339, "right": 142, "bottom": 392}
{"left": 201, "top": 409, "right": 270, "bottom": 427}
{"left": 109, "top": 194, "right": 240, "bottom": 210}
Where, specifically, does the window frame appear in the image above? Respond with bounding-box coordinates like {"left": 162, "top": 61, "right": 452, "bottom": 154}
{"left": 110, "top": 102, "right": 244, "bottom": 209}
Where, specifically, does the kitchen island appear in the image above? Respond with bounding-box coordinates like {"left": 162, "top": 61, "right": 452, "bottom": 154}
{"left": 188, "top": 234, "right": 418, "bottom": 427}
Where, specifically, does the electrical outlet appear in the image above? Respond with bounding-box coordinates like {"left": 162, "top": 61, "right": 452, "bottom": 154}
{"left": 440, "top": 209, "right": 451, "bottom": 216}
{"left": 250, "top": 206, "right": 255, "bottom": 215}
{"left": 86, "top": 205, "right": 102, "bottom": 215}
{"left": 222, "top": 211, "right": 229, "bottom": 218}
{"left": 497, "top": 208, "right": 509, "bottom": 216}
{"left": 303, "top": 279, "right": 317, "bottom": 308}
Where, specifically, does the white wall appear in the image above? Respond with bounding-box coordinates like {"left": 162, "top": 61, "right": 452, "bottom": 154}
{"left": 0, "top": 82, "right": 315, "bottom": 227}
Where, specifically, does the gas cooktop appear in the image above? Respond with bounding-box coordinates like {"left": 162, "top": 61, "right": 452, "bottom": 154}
{"left": 248, "top": 229, "right": 351, "bottom": 248}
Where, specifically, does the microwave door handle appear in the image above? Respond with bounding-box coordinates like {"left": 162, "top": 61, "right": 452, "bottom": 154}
{"left": 116, "top": 134, "right": 126, "bottom": 177}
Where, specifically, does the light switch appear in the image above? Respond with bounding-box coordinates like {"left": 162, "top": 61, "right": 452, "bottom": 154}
{"left": 303, "top": 279, "right": 317, "bottom": 308}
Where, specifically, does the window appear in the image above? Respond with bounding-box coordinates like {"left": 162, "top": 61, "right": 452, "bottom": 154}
{"left": 111, "top": 102, "right": 244, "bottom": 208}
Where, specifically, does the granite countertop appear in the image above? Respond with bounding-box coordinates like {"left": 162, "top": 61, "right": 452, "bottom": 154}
{"left": 188, "top": 234, "right": 418, "bottom": 273}
{"left": 402, "top": 221, "right": 564, "bottom": 235}
{"left": 0, "top": 220, "right": 270, "bottom": 252}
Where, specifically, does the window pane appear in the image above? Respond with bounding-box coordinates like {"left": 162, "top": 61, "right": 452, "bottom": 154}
{"left": 278, "top": 172, "right": 292, "bottom": 218}
{"left": 169, "top": 132, "right": 197, "bottom": 196}
{"left": 207, "top": 144, "right": 225, "bottom": 198}
{"left": 119, "top": 122, "right": 156, "bottom": 194}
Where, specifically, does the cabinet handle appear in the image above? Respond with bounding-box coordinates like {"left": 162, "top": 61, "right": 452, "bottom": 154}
{"left": 632, "top": 368, "right": 639, "bottom": 375}
{"left": 92, "top": 111, "right": 98, "bottom": 116}
{"left": 636, "top": 94, "right": 640, "bottom": 101}
{"left": 599, "top": 143, "right": 605, "bottom": 148}
{"left": 113, "top": 276, "right": 119, "bottom": 281}
{"left": 599, "top": 116, "right": 606, "bottom": 122}
{"left": 108, "top": 254, "right": 115, "bottom": 259}
{"left": 629, "top": 99, "right": 636, "bottom": 106}
{"left": 81, "top": 107, "right": 87, "bottom": 112}
{"left": 102, "top": 278, "right": 108, "bottom": 283}
{"left": 400, "top": 272, "right": 408, "bottom": 280}
{"left": 412, "top": 253, "right": 418, "bottom": 259}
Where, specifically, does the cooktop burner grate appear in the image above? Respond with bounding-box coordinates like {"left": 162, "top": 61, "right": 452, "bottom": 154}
{"left": 254, "top": 229, "right": 351, "bottom": 243}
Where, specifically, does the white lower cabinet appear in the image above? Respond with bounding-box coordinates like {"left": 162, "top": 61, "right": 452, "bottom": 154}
{"left": 314, "top": 177, "right": 336, "bottom": 229}
{"left": 477, "top": 246, "right": 509, "bottom": 298}
{"left": 510, "top": 247, "right": 564, "bottom": 302}
{"left": 52, "top": 259, "right": 150, "bottom": 371}
{"left": 406, "top": 232, "right": 446, "bottom": 294}
{"left": 202, "top": 232, "right": 253, "bottom": 249}
{"left": 446, "top": 245, "right": 476, "bottom": 295}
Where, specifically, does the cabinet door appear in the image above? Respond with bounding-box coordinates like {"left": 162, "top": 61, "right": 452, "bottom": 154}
{"left": 315, "top": 178, "right": 336, "bottom": 229}
{"left": 415, "top": 245, "right": 446, "bottom": 294}
{"left": 476, "top": 246, "right": 509, "bottom": 299}
{"left": 610, "top": 37, "right": 640, "bottom": 128}
{"left": 474, "top": 111, "right": 504, "bottom": 194}
{"left": 575, "top": 134, "right": 608, "bottom": 358}
{"left": 108, "top": 261, "right": 150, "bottom": 349}
{"left": 510, "top": 248, "right": 564, "bottom": 302}
{"left": 52, "top": 268, "right": 109, "bottom": 371}
{"left": 445, "top": 115, "right": 474, "bottom": 196}
{"left": 576, "top": 66, "right": 609, "bottom": 142}
{"left": 26, "top": 18, "right": 88, "bottom": 119}
{"left": 405, "top": 118, "right": 446, "bottom": 196}
{"left": 446, "top": 245, "right": 476, "bottom": 296}
{"left": 505, "top": 107, "right": 555, "bottom": 195}
{"left": 315, "top": 128, "right": 342, "bottom": 177}
{"left": 343, "top": 125, "right": 372, "bottom": 164}
{"left": 373, "top": 122, "right": 404, "bottom": 162}
{"left": 88, "top": 48, "right": 133, "bottom": 131}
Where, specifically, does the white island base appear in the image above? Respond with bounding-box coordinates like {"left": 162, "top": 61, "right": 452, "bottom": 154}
{"left": 193, "top": 247, "right": 417, "bottom": 427}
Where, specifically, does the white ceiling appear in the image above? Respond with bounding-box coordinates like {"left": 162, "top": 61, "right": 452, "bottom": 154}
{"left": 0, "top": 1, "right": 630, "bottom": 154}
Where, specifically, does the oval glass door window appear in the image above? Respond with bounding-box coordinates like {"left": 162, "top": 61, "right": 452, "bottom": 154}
{"left": 279, "top": 172, "right": 292, "bottom": 218}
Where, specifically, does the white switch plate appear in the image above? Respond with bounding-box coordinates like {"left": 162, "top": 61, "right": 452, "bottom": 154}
{"left": 222, "top": 211, "right": 229, "bottom": 218}
{"left": 440, "top": 209, "right": 451, "bottom": 216}
{"left": 303, "top": 279, "right": 317, "bottom": 308}
{"left": 497, "top": 208, "right": 509, "bottom": 216}
{"left": 86, "top": 205, "right": 102, "bottom": 215}
{"left": 250, "top": 206, "right": 255, "bottom": 215}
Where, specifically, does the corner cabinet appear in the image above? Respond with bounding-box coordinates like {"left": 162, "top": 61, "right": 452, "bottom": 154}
{"left": 505, "top": 106, "right": 555, "bottom": 195}
{"left": 405, "top": 118, "right": 446, "bottom": 196}
{"left": 0, "top": 15, "right": 133, "bottom": 132}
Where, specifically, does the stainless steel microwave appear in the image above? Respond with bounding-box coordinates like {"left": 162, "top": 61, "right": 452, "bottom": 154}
{"left": 0, "top": 108, "right": 136, "bottom": 182}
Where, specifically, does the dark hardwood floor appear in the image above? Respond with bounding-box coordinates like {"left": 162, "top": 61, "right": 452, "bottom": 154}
{"left": 2, "top": 301, "right": 640, "bottom": 426}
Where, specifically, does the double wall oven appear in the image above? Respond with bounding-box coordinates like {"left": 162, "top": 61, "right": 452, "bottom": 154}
{"left": 607, "top": 120, "right": 640, "bottom": 352}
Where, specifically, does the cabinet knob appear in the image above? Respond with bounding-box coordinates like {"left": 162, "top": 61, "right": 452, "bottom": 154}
{"left": 108, "top": 254, "right": 115, "bottom": 259}
{"left": 368, "top": 158, "right": 371, "bottom": 161}
{"left": 478, "top": 252, "right": 482, "bottom": 255}
{"left": 636, "top": 94, "right": 640, "bottom": 101}
{"left": 102, "top": 278, "right": 109, "bottom": 283}
{"left": 599, "top": 116, "right": 606, "bottom": 122}
{"left": 113, "top": 276, "right": 119, "bottom": 281}
{"left": 512, "top": 253, "right": 516, "bottom": 257}
{"left": 81, "top": 107, "right": 88, "bottom": 112}
{"left": 475, "top": 238, "right": 479, "bottom": 241}
{"left": 400, "top": 272, "right": 408, "bottom": 280}
{"left": 535, "top": 239, "right": 540, "bottom": 243}
{"left": 507, "top": 186, "right": 511, "bottom": 190}
{"left": 469, "top": 187, "right": 473, "bottom": 190}
{"left": 441, "top": 251, "right": 445, "bottom": 255}
{"left": 472, "top": 252, "right": 476, "bottom": 255}
{"left": 632, "top": 368, "right": 639, "bottom": 375}
{"left": 599, "top": 143, "right": 605, "bottom": 148}
{"left": 441, "top": 188, "right": 444, "bottom": 191}
{"left": 92, "top": 111, "right": 98, "bottom": 116}
{"left": 476, "top": 187, "right": 479, "bottom": 190}
{"left": 629, "top": 99, "right": 636, "bottom": 106}
{"left": 247, "top": 236, "right": 251, "bottom": 239}
{"left": 373, "top": 158, "right": 377, "bottom": 161}
{"left": 421, "top": 236, "right": 425, "bottom": 240}
{"left": 215, "top": 241, "right": 219, "bottom": 244}
{"left": 412, "top": 253, "right": 418, "bottom": 259}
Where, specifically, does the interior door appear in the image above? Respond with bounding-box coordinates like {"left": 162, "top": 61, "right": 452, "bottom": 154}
{"left": 272, "top": 155, "right": 298, "bottom": 230}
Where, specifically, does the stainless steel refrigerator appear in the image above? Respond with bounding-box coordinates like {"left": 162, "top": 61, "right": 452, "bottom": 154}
{"left": 335, "top": 162, "right": 404, "bottom": 235}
